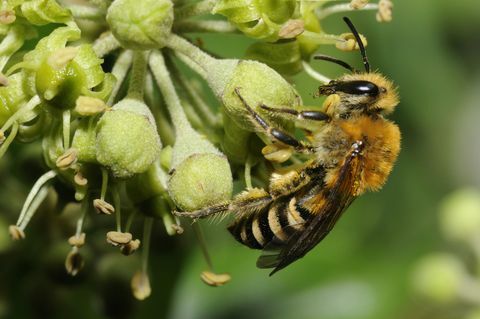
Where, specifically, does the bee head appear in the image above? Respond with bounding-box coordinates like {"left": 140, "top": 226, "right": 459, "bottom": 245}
{"left": 320, "top": 73, "right": 399, "bottom": 115}
{"left": 314, "top": 17, "right": 399, "bottom": 117}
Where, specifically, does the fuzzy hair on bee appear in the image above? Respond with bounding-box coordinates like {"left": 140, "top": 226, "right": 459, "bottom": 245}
{"left": 175, "top": 17, "right": 401, "bottom": 275}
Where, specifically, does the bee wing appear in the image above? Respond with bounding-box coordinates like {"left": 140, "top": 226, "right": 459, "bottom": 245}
{"left": 257, "top": 151, "right": 362, "bottom": 275}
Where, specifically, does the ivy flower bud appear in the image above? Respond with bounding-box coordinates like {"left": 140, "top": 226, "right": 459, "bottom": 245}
{"left": 169, "top": 153, "right": 232, "bottom": 211}
{"left": 21, "top": 0, "right": 72, "bottom": 25}
{"left": 439, "top": 188, "right": 480, "bottom": 243}
{"left": 221, "top": 60, "right": 300, "bottom": 131}
{"left": 245, "top": 40, "right": 303, "bottom": 76}
{"left": 412, "top": 253, "right": 466, "bottom": 303}
{"left": 106, "top": 0, "right": 173, "bottom": 49}
{"left": 95, "top": 99, "right": 162, "bottom": 178}
{"left": 213, "top": 0, "right": 296, "bottom": 41}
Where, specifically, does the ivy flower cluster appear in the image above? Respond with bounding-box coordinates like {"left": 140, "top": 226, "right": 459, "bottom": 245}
{"left": 0, "top": 0, "right": 393, "bottom": 299}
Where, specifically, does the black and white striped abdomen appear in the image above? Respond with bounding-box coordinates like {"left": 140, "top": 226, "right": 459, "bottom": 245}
{"left": 227, "top": 197, "right": 311, "bottom": 249}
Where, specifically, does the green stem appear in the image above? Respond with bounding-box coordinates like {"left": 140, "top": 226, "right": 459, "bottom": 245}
{"left": 93, "top": 32, "right": 121, "bottom": 58}
{"left": 107, "top": 50, "right": 133, "bottom": 105}
{"left": 149, "top": 51, "right": 192, "bottom": 136}
{"left": 1, "top": 95, "right": 41, "bottom": 133}
{"left": 76, "top": 198, "right": 89, "bottom": 236}
{"left": 127, "top": 50, "right": 150, "bottom": 101}
{"left": 302, "top": 61, "right": 330, "bottom": 84}
{"left": 18, "top": 185, "right": 50, "bottom": 231}
{"left": 174, "top": 0, "right": 216, "bottom": 20}
{"left": 316, "top": 3, "right": 378, "bottom": 20}
{"left": 170, "top": 63, "right": 218, "bottom": 127}
{"left": 125, "top": 209, "right": 137, "bottom": 233}
{"left": 67, "top": 4, "right": 105, "bottom": 20}
{"left": 113, "top": 184, "right": 122, "bottom": 232}
{"left": 142, "top": 217, "right": 154, "bottom": 273}
{"left": 62, "top": 110, "right": 71, "bottom": 150}
{"left": 173, "top": 51, "right": 208, "bottom": 80}
{"left": 100, "top": 167, "right": 108, "bottom": 200}
{"left": 300, "top": 30, "right": 345, "bottom": 45}
{"left": 192, "top": 222, "right": 213, "bottom": 271}
{"left": 16, "top": 170, "right": 57, "bottom": 229}
{"left": 0, "top": 121, "right": 18, "bottom": 159}
{"left": 174, "top": 20, "right": 237, "bottom": 34}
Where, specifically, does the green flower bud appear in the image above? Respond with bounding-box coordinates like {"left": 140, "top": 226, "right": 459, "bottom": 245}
{"left": 213, "top": 0, "right": 296, "bottom": 41}
{"left": 0, "top": 73, "right": 30, "bottom": 127}
{"left": 71, "top": 118, "right": 97, "bottom": 163}
{"left": 221, "top": 60, "right": 300, "bottom": 132}
{"left": 106, "top": 0, "right": 173, "bottom": 50}
{"left": 439, "top": 188, "right": 480, "bottom": 243}
{"left": 21, "top": 0, "right": 72, "bottom": 25}
{"left": 169, "top": 153, "right": 232, "bottom": 211}
{"left": 245, "top": 39, "right": 303, "bottom": 76}
{"left": 412, "top": 253, "right": 466, "bottom": 303}
{"left": 95, "top": 99, "right": 162, "bottom": 178}
{"left": 13, "top": 26, "right": 113, "bottom": 110}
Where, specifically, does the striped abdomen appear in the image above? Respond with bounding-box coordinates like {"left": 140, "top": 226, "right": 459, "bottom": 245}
{"left": 228, "top": 197, "right": 311, "bottom": 249}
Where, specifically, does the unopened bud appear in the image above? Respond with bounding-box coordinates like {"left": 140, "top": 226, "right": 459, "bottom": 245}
{"left": 336, "top": 33, "right": 368, "bottom": 51}
{"left": 93, "top": 199, "right": 115, "bottom": 215}
{"left": 106, "top": 231, "right": 132, "bottom": 246}
{"left": 75, "top": 96, "right": 108, "bottom": 116}
{"left": 200, "top": 271, "right": 231, "bottom": 287}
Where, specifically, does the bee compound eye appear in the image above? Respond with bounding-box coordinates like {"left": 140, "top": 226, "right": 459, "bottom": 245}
{"left": 336, "top": 81, "right": 379, "bottom": 97}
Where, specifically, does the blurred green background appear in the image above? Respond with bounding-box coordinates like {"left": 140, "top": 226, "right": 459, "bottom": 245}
{"left": 1, "top": 0, "right": 480, "bottom": 318}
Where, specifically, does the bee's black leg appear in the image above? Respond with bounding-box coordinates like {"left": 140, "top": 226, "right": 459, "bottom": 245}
{"left": 234, "top": 88, "right": 314, "bottom": 153}
{"left": 259, "top": 104, "right": 330, "bottom": 122}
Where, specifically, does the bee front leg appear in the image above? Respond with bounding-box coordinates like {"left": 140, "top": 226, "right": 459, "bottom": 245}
{"left": 234, "top": 88, "right": 314, "bottom": 154}
{"left": 259, "top": 104, "right": 330, "bottom": 122}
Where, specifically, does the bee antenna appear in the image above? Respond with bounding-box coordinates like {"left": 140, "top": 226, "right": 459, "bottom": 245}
{"left": 343, "top": 17, "right": 370, "bottom": 73}
{"left": 313, "top": 54, "right": 357, "bottom": 73}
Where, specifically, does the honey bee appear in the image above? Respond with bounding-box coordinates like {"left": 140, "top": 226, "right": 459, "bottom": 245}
{"left": 175, "top": 17, "right": 400, "bottom": 275}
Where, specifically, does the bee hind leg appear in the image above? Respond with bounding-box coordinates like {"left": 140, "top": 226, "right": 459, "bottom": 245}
{"left": 173, "top": 203, "right": 230, "bottom": 219}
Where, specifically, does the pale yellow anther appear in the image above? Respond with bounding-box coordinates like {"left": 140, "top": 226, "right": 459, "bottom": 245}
{"left": 349, "top": 0, "right": 369, "bottom": 9}
{"left": 376, "top": 0, "right": 393, "bottom": 22}
{"left": 0, "top": 10, "right": 16, "bottom": 24}
{"left": 75, "top": 96, "right": 108, "bottom": 116}
{"left": 106, "top": 231, "right": 132, "bottom": 246}
{"left": 120, "top": 238, "right": 141, "bottom": 255}
{"left": 322, "top": 94, "right": 341, "bottom": 115}
{"left": 93, "top": 199, "right": 115, "bottom": 215}
{"left": 9, "top": 225, "right": 25, "bottom": 240}
{"left": 131, "top": 271, "right": 151, "bottom": 300}
{"left": 0, "top": 130, "right": 5, "bottom": 145}
{"left": 262, "top": 144, "right": 293, "bottom": 163}
{"left": 74, "top": 171, "right": 88, "bottom": 186}
{"left": 171, "top": 224, "right": 184, "bottom": 234}
{"left": 278, "top": 19, "right": 305, "bottom": 39}
{"left": 0, "top": 73, "right": 8, "bottom": 87}
{"left": 336, "top": 33, "right": 368, "bottom": 51}
{"left": 65, "top": 247, "right": 84, "bottom": 276}
{"left": 200, "top": 271, "right": 231, "bottom": 287}
{"left": 68, "top": 232, "right": 86, "bottom": 247}
{"left": 56, "top": 148, "right": 78, "bottom": 170}
{"left": 48, "top": 47, "right": 79, "bottom": 70}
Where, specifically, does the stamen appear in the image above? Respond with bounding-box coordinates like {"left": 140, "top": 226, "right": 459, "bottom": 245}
{"left": 336, "top": 33, "right": 368, "bottom": 51}
{"left": 131, "top": 217, "right": 153, "bottom": 300}
{"left": 302, "top": 61, "right": 331, "bottom": 84}
{"left": 106, "top": 231, "right": 132, "bottom": 246}
{"left": 0, "top": 10, "right": 16, "bottom": 24}
{"left": 376, "top": 0, "right": 393, "bottom": 22}
{"left": 65, "top": 246, "right": 84, "bottom": 276}
{"left": 93, "top": 199, "right": 115, "bottom": 215}
{"left": 56, "top": 148, "right": 78, "bottom": 170}
{"left": 75, "top": 96, "right": 107, "bottom": 116}
{"left": 48, "top": 47, "right": 79, "bottom": 70}
{"left": 279, "top": 19, "right": 305, "bottom": 39}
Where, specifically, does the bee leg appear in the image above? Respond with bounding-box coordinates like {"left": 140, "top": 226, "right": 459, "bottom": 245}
{"left": 173, "top": 203, "right": 230, "bottom": 219}
{"left": 259, "top": 104, "right": 330, "bottom": 122}
{"left": 234, "top": 88, "right": 313, "bottom": 153}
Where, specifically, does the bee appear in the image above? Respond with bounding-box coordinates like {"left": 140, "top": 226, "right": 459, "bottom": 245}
{"left": 175, "top": 17, "right": 400, "bottom": 275}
